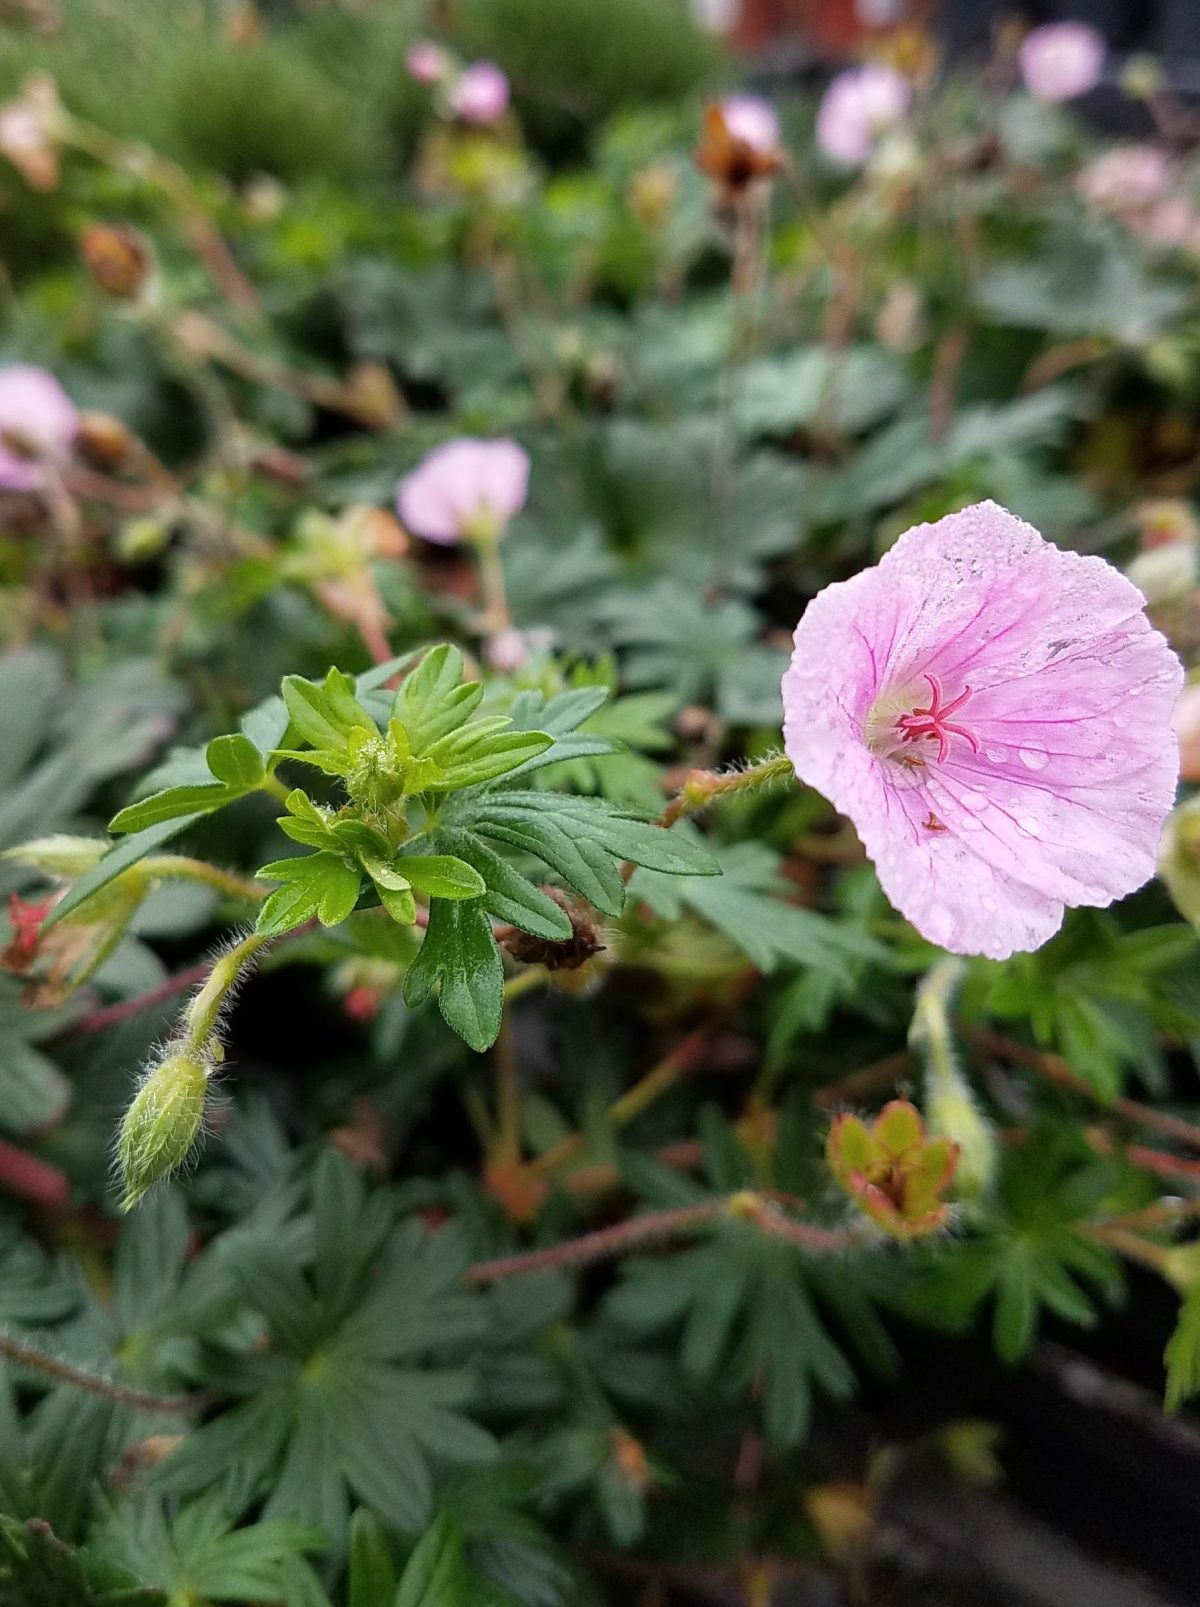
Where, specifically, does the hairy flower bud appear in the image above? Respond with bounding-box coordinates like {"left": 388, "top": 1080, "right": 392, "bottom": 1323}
{"left": 3, "top": 835, "right": 107, "bottom": 878}
{"left": 117, "top": 1050, "right": 210, "bottom": 1211}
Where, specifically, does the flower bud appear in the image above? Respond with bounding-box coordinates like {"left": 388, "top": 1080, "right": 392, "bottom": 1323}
{"left": 79, "top": 223, "right": 154, "bottom": 301}
{"left": 1159, "top": 796, "right": 1200, "bottom": 928}
{"left": 924, "top": 1062, "right": 997, "bottom": 1204}
{"left": 1121, "top": 53, "right": 1164, "bottom": 100}
{"left": 117, "top": 1050, "right": 210, "bottom": 1211}
{"left": 116, "top": 516, "right": 171, "bottom": 564}
{"left": 3, "top": 835, "right": 107, "bottom": 878}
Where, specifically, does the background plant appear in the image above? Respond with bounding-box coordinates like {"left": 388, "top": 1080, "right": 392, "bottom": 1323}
{"left": 1, "top": 2, "right": 1200, "bottom": 1602}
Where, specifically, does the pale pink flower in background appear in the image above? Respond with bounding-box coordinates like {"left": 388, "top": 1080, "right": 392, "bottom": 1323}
{"left": 1019, "top": 22, "right": 1105, "bottom": 103}
{"left": 1134, "top": 195, "right": 1200, "bottom": 252}
{"left": 484, "top": 625, "right": 555, "bottom": 672}
{"left": 396, "top": 438, "right": 529, "bottom": 545}
{"left": 406, "top": 40, "right": 452, "bottom": 85}
{"left": 0, "top": 365, "right": 79, "bottom": 492}
{"left": 782, "top": 501, "right": 1181, "bottom": 959}
{"left": 816, "top": 64, "right": 910, "bottom": 166}
{"left": 720, "top": 95, "right": 780, "bottom": 155}
{"left": 450, "top": 61, "right": 510, "bottom": 125}
{"left": 1077, "top": 144, "right": 1170, "bottom": 213}
{"left": 1173, "top": 684, "right": 1200, "bottom": 783}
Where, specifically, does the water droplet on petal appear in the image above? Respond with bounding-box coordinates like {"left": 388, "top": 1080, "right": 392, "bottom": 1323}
{"left": 986, "top": 747, "right": 1007, "bottom": 764}
{"left": 1019, "top": 747, "right": 1049, "bottom": 771}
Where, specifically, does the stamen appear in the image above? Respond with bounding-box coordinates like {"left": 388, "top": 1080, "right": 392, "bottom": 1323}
{"left": 894, "top": 673, "right": 979, "bottom": 765}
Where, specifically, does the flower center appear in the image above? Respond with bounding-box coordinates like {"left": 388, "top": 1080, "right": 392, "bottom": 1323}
{"left": 864, "top": 672, "right": 979, "bottom": 769}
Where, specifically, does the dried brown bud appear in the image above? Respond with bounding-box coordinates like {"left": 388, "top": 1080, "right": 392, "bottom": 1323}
{"left": 75, "top": 410, "right": 136, "bottom": 469}
{"left": 501, "top": 889, "right": 605, "bottom": 973}
{"left": 80, "top": 224, "right": 154, "bottom": 300}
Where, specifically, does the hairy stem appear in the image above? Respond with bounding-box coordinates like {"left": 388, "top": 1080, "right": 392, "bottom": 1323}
{"left": 140, "top": 856, "right": 268, "bottom": 903}
{"left": 464, "top": 1193, "right": 857, "bottom": 1285}
{"left": 0, "top": 1333, "right": 210, "bottom": 1414}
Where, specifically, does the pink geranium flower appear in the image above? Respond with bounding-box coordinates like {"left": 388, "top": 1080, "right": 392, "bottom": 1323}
{"left": 782, "top": 501, "right": 1182, "bottom": 959}
{"left": 816, "top": 64, "right": 910, "bottom": 166}
{"left": 406, "top": 40, "right": 452, "bottom": 85}
{"left": 0, "top": 364, "right": 79, "bottom": 492}
{"left": 1019, "top": 22, "right": 1105, "bottom": 103}
{"left": 720, "top": 95, "right": 780, "bottom": 156}
{"left": 396, "top": 438, "right": 529, "bottom": 545}
{"left": 450, "top": 61, "right": 510, "bottom": 125}
{"left": 1077, "top": 144, "right": 1170, "bottom": 213}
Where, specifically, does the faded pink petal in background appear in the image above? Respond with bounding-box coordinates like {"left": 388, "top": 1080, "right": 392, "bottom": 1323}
{"left": 450, "top": 61, "right": 510, "bottom": 125}
{"left": 815, "top": 64, "right": 910, "bottom": 166}
{"left": 1077, "top": 144, "right": 1171, "bottom": 213}
{"left": 396, "top": 438, "right": 529, "bottom": 545}
{"left": 0, "top": 364, "right": 79, "bottom": 492}
{"left": 406, "top": 40, "right": 452, "bottom": 85}
{"left": 1019, "top": 22, "right": 1105, "bottom": 103}
{"left": 782, "top": 501, "right": 1182, "bottom": 959}
{"left": 721, "top": 95, "right": 780, "bottom": 155}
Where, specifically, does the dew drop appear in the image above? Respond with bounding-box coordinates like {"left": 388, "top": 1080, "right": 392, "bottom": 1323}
{"left": 1019, "top": 747, "right": 1049, "bottom": 771}
{"left": 985, "top": 746, "right": 1008, "bottom": 764}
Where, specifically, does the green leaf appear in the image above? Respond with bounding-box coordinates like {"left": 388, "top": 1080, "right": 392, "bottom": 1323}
{"left": 439, "top": 830, "right": 572, "bottom": 941}
{"left": 1165, "top": 1282, "right": 1200, "bottom": 1412}
{"left": 403, "top": 899, "right": 503, "bottom": 1051}
{"left": 395, "top": 1516, "right": 465, "bottom": 1607}
{"left": 205, "top": 733, "right": 266, "bottom": 789}
{"left": 393, "top": 646, "right": 482, "bottom": 754}
{"left": 398, "top": 856, "right": 486, "bottom": 902}
{"left": 462, "top": 792, "right": 717, "bottom": 918}
{"left": 348, "top": 1511, "right": 396, "bottom": 1607}
{"left": 422, "top": 729, "right": 553, "bottom": 793}
{"left": 0, "top": 1515, "right": 166, "bottom": 1607}
{"left": 282, "top": 672, "right": 376, "bottom": 753}
{"left": 43, "top": 817, "right": 199, "bottom": 930}
{"left": 109, "top": 785, "right": 234, "bottom": 835}
{"left": 256, "top": 853, "right": 362, "bottom": 935}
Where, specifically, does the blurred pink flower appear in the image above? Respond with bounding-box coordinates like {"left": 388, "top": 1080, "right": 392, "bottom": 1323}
{"left": 1077, "top": 144, "right": 1170, "bottom": 212}
{"left": 1173, "top": 684, "right": 1200, "bottom": 783}
{"left": 782, "top": 501, "right": 1181, "bottom": 958}
{"left": 396, "top": 438, "right": 529, "bottom": 545}
{"left": 720, "top": 95, "right": 780, "bottom": 155}
{"left": 1019, "top": 22, "right": 1105, "bottom": 103}
{"left": 1135, "top": 195, "right": 1200, "bottom": 252}
{"left": 450, "top": 61, "right": 510, "bottom": 125}
{"left": 0, "top": 365, "right": 78, "bottom": 492}
{"left": 816, "top": 64, "right": 910, "bottom": 166}
{"left": 406, "top": 40, "right": 451, "bottom": 85}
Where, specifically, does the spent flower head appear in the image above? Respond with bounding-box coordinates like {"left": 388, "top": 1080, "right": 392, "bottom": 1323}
{"left": 826, "top": 1100, "right": 958, "bottom": 1238}
{"left": 694, "top": 99, "right": 783, "bottom": 198}
{"left": 396, "top": 437, "right": 529, "bottom": 546}
{"left": 782, "top": 501, "right": 1182, "bottom": 959}
{"left": 1018, "top": 22, "right": 1105, "bottom": 102}
{"left": 0, "top": 364, "right": 79, "bottom": 492}
{"left": 815, "top": 64, "right": 910, "bottom": 167}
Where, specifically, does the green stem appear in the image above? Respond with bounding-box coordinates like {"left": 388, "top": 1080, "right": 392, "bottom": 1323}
{"left": 181, "top": 931, "right": 270, "bottom": 1055}
{"left": 474, "top": 533, "right": 512, "bottom": 635}
{"left": 140, "top": 856, "right": 267, "bottom": 903}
